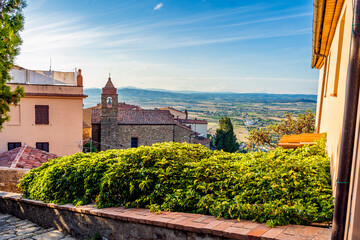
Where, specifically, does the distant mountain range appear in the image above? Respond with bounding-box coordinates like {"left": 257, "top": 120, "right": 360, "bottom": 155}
{"left": 83, "top": 87, "right": 317, "bottom": 109}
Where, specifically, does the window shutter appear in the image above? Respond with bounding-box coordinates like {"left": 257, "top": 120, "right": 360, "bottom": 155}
{"left": 43, "top": 106, "right": 49, "bottom": 124}
{"left": 35, "top": 106, "right": 41, "bottom": 124}
{"left": 35, "top": 105, "right": 49, "bottom": 124}
{"left": 44, "top": 143, "right": 49, "bottom": 152}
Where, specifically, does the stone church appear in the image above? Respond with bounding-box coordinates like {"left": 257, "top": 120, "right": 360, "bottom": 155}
{"left": 91, "top": 78, "right": 196, "bottom": 151}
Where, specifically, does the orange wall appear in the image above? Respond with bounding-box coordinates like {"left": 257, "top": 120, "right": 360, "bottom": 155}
{"left": 0, "top": 85, "right": 84, "bottom": 156}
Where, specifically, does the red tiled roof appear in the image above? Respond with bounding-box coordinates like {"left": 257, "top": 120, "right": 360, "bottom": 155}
{"left": 160, "top": 107, "right": 184, "bottom": 113}
{"left": 194, "top": 137, "right": 211, "bottom": 145}
{"left": 0, "top": 145, "right": 58, "bottom": 169}
{"left": 178, "top": 119, "right": 207, "bottom": 124}
{"left": 104, "top": 78, "right": 115, "bottom": 88}
{"left": 102, "top": 78, "right": 116, "bottom": 94}
{"left": 92, "top": 109, "right": 176, "bottom": 125}
{"left": 278, "top": 133, "right": 323, "bottom": 148}
{"left": 118, "top": 102, "right": 142, "bottom": 110}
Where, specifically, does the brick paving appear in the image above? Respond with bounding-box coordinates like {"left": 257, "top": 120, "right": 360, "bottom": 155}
{"left": 0, "top": 213, "right": 75, "bottom": 240}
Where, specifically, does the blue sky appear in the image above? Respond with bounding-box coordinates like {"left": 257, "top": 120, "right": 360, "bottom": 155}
{"left": 16, "top": 0, "right": 319, "bottom": 94}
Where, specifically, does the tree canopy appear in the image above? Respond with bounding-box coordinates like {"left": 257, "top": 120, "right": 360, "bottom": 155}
{"left": 0, "top": 0, "right": 26, "bottom": 130}
{"left": 247, "top": 110, "right": 316, "bottom": 150}
{"left": 214, "top": 117, "right": 239, "bottom": 152}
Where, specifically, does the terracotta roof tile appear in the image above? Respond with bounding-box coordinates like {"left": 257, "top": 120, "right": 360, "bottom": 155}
{"left": 0, "top": 145, "right": 58, "bottom": 169}
{"left": 102, "top": 78, "right": 116, "bottom": 94}
{"left": 178, "top": 119, "right": 208, "bottom": 124}
{"left": 278, "top": 133, "right": 323, "bottom": 148}
{"left": 104, "top": 78, "right": 115, "bottom": 88}
{"left": 160, "top": 107, "right": 184, "bottom": 113}
{"left": 92, "top": 109, "right": 176, "bottom": 125}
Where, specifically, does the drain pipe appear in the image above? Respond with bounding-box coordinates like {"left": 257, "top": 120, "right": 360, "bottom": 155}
{"left": 331, "top": 1, "right": 360, "bottom": 239}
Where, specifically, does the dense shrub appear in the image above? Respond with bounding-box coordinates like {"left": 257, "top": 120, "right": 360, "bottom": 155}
{"left": 19, "top": 139, "right": 333, "bottom": 226}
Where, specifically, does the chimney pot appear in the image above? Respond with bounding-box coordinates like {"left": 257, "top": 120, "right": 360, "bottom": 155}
{"left": 77, "top": 69, "right": 83, "bottom": 87}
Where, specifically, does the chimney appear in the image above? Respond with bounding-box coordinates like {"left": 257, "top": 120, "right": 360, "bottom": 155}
{"left": 185, "top": 109, "right": 188, "bottom": 119}
{"left": 77, "top": 69, "right": 83, "bottom": 87}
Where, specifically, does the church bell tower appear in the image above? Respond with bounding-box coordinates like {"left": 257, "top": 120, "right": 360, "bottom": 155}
{"left": 100, "top": 77, "right": 119, "bottom": 151}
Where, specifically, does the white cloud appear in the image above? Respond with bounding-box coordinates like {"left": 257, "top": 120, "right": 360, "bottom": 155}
{"left": 154, "top": 3, "right": 163, "bottom": 11}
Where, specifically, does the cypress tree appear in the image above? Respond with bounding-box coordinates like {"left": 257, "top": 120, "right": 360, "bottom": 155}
{"left": 214, "top": 117, "right": 239, "bottom": 152}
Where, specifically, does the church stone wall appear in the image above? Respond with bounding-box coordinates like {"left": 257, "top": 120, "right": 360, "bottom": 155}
{"left": 117, "top": 125, "right": 174, "bottom": 148}
{"left": 174, "top": 125, "right": 195, "bottom": 143}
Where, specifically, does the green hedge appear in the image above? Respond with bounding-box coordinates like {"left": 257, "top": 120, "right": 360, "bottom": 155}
{"left": 19, "top": 138, "right": 333, "bottom": 227}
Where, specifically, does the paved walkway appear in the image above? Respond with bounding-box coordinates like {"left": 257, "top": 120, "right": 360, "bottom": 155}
{"left": 0, "top": 214, "right": 75, "bottom": 240}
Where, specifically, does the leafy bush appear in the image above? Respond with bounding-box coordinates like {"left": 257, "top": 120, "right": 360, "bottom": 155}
{"left": 19, "top": 139, "right": 333, "bottom": 227}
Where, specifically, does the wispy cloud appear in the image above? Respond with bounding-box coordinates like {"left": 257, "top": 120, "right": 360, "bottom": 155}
{"left": 154, "top": 3, "right": 163, "bottom": 11}
{"left": 15, "top": 1, "right": 317, "bottom": 93}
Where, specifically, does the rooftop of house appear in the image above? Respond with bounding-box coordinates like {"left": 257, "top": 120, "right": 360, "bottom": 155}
{"left": 92, "top": 109, "right": 176, "bottom": 125}
{"left": 278, "top": 133, "right": 323, "bottom": 148}
{"left": 83, "top": 103, "right": 142, "bottom": 127}
{"left": 177, "top": 119, "right": 208, "bottom": 124}
{"left": 159, "top": 107, "right": 185, "bottom": 113}
{"left": 194, "top": 136, "right": 211, "bottom": 145}
{"left": 0, "top": 145, "right": 58, "bottom": 169}
{"left": 9, "top": 65, "right": 80, "bottom": 86}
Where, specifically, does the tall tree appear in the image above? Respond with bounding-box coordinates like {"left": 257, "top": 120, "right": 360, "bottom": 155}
{"left": 0, "top": 0, "right": 26, "bottom": 130}
{"left": 214, "top": 117, "right": 239, "bottom": 152}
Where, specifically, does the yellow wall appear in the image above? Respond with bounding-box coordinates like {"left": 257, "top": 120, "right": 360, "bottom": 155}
{"left": 316, "top": 0, "right": 352, "bottom": 189}
{"left": 0, "top": 84, "right": 84, "bottom": 156}
{"left": 314, "top": 1, "right": 360, "bottom": 238}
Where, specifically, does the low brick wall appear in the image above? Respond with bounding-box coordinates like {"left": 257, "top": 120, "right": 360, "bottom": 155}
{"left": 0, "top": 167, "right": 29, "bottom": 193}
{"left": 0, "top": 191, "right": 331, "bottom": 240}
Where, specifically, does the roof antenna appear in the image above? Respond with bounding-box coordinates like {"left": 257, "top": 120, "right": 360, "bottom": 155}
{"left": 49, "top": 58, "right": 52, "bottom": 71}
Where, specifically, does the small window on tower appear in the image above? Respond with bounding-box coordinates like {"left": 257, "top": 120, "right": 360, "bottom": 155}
{"left": 106, "top": 97, "right": 112, "bottom": 108}
{"left": 131, "top": 137, "right": 138, "bottom": 148}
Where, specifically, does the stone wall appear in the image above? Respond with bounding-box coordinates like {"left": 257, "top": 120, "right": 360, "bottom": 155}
{"left": 174, "top": 125, "right": 195, "bottom": 143}
{"left": 118, "top": 125, "right": 174, "bottom": 148}
{"left": 0, "top": 167, "right": 29, "bottom": 193}
{"left": 93, "top": 124, "right": 196, "bottom": 150}
{"left": 100, "top": 117, "right": 119, "bottom": 151}
{"left": 0, "top": 191, "right": 332, "bottom": 240}
{"left": 92, "top": 124, "right": 101, "bottom": 151}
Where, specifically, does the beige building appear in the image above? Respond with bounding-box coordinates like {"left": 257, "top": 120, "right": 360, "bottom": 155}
{"left": 0, "top": 66, "right": 87, "bottom": 156}
{"left": 160, "top": 107, "right": 187, "bottom": 119}
{"left": 177, "top": 118, "right": 208, "bottom": 137}
{"left": 312, "top": 0, "right": 360, "bottom": 239}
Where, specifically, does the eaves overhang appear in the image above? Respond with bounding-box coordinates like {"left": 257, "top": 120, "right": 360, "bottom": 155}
{"left": 312, "top": 0, "right": 345, "bottom": 69}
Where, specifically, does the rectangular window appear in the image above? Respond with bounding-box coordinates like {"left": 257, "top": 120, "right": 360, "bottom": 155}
{"left": 332, "top": 11, "right": 346, "bottom": 97}
{"left": 35, "top": 105, "right": 49, "bottom": 124}
{"left": 36, "top": 142, "right": 49, "bottom": 152}
{"left": 8, "top": 142, "right": 21, "bottom": 151}
{"left": 131, "top": 137, "right": 138, "bottom": 148}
